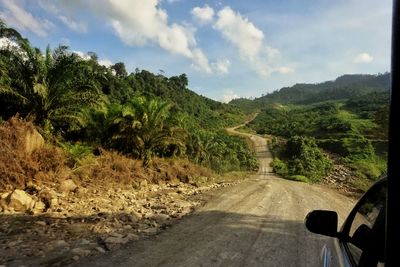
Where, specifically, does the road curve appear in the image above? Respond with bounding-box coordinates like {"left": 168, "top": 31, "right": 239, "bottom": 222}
{"left": 77, "top": 127, "right": 355, "bottom": 267}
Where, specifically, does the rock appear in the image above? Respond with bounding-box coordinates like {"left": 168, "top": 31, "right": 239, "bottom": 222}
{"left": 104, "top": 236, "right": 126, "bottom": 245}
{"left": 95, "top": 247, "right": 106, "bottom": 253}
{"left": 35, "top": 220, "right": 47, "bottom": 226}
{"left": 75, "top": 239, "right": 91, "bottom": 246}
{"left": 130, "top": 210, "right": 142, "bottom": 221}
{"left": 0, "top": 192, "right": 11, "bottom": 211}
{"left": 109, "top": 232, "right": 123, "bottom": 238}
{"left": 31, "top": 200, "right": 46, "bottom": 214}
{"left": 8, "top": 189, "right": 34, "bottom": 212}
{"left": 50, "top": 198, "right": 59, "bottom": 207}
{"left": 104, "top": 233, "right": 138, "bottom": 246}
{"left": 59, "top": 179, "right": 78, "bottom": 193}
{"left": 49, "top": 240, "right": 70, "bottom": 249}
{"left": 141, "top": 227, "right": 158, "bottom": 235}
{"left": 125, "top": 233, "right": 139, "bottom": 241}
{"left": 71, "top": 248, "right": 91, "bottom": 257}
{"left": 151, "top": 214, "right": 169, "bottom": 224}
{"left": 139, "top": 180, "right": 148, "bottom": 189}
{"left": 24, "top": 128, "right": 44, "bottom": 155}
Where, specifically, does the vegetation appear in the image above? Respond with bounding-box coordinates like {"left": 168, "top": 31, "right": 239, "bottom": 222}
{"left": 230, "top": 73, "right": 390, "bottom": 113}
{"left": 270, "top": 136, "right": 333, "bottom": 183}
{"left": 0, "top": 19, "right": 258, "bottom": 190}
{"left": 245, "top": 80, "right": 389, "bottom": 189}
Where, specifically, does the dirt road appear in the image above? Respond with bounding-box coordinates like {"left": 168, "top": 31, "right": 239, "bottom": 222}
{"left": 77, "top": 127, "right": 355, "bottom": 267}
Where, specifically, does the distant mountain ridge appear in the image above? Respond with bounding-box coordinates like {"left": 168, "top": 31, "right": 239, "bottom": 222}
{"left": 230, "top": 73, "right": 390, "bottom": 112}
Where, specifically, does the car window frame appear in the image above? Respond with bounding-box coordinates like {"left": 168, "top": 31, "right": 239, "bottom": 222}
{"left": 339, "top": 178, "right": 387, "bottom": 266}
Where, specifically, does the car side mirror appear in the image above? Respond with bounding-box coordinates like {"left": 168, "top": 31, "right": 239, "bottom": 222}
{"left": 305, "top": 210, "right": 339, "bottom": 238}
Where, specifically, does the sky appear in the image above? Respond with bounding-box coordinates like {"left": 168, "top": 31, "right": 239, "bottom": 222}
{"left": 0, "top": 0, "right": 392, "bottom": 102}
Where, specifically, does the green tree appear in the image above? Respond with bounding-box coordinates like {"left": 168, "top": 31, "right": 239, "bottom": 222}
{"left": 107, "top": 98, "right": 185, "bottom": 166}
{"left": 0, "top": 24, "right": 103, "bottom": 134}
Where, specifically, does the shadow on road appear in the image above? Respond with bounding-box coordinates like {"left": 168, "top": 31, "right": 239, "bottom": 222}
{"left": 73, "top": 210, "right": 329, "bottom": 267}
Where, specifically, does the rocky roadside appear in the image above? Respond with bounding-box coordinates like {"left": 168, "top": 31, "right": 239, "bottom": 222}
{"left": 0, "top": 178, "right": 245, "bottom": 266}
{"left": 322, "top": 163, "right": 364, "bottom": 197}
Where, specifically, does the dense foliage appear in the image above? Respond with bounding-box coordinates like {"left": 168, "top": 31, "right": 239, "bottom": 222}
{"left": 270, "top": 136, "right": 333, "bottom": 182}
{"left": 231, "top": 73, "right": 390, "bottom": 113}
{"left": 250, "top": 100, "right": 388, "bottom": 185}
{"left": 0, "top": 20, "right": 257, "bottom": 174}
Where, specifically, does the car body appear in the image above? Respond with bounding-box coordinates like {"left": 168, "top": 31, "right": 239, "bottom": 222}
{"left": 305, "top": 177, "right": 387, "bottom": 267}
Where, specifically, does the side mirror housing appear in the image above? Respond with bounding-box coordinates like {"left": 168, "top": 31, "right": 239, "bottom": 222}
{"left": 305, "top": 210, "right": 339, "bottom": 238}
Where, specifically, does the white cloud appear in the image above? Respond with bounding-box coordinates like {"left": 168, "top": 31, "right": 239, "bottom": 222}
{"left": 354, "top": 52, "right": 373, "bottom": 63}
{"left": 0, "top": 0, "right": 53, "bottom": 37}
{"left": 214, "top": 6, "right": 288, "bottom": 77}
{"left": 64, "top": 0, "right": 212, "bottom": 73}
{"left": 221, "top": 89, "right": 239, "bottom": 103}
{"left": 73, "top": 50, "right": 91, "bottom": 60}
{"left": 38, "top": 0, "right": 88, "bottom": 33}
{"left": 191, "top": 48, "right": 212, "bottom": 73}
{"left": 211, "top": 59, "right": 230, "bottom": 74}
{"left": 58, "top": 15, "right": 88, "bottom": 33}
{"left": 215, "top": 7, "right": 264, "bottom": 60}
{"left": 73, "top": 50, "right": 113, "bottom": 67}
{"left": 191, "top": 5, "right": 215, "bottom": 25}
{"left": 98, "top": 59, "right": 113, "bottom": 67}
{"left": 275, "top": 66, "right": 294, "bottom": 74}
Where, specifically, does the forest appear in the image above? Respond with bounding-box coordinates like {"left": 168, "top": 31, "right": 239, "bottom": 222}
{"left": 0, "top": 20, "right": 258, "bottom": 191}
{"left": 236, "top": 75, "right": 390, "bottom": 191}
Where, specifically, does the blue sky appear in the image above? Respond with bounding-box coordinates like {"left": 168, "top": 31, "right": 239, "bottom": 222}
{"left": 0, "top": 0, "right": 392, "bottom": 102}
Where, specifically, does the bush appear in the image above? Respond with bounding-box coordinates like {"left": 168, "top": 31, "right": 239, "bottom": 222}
{"left": 285, "top": 136, "right": 333, "bottom": 182}
{"left": 271, "top": 158, "right": 288, "bottom": 176}
{"left": 288, "top": 175, "right": 310, "bottom": 183}
{"left": 59, "top": 142, "right": 96, "bottom": 168}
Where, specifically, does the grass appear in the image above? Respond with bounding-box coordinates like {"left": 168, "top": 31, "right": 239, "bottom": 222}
{"left": 337, "top": 110, "right": 377, "bottom": 134}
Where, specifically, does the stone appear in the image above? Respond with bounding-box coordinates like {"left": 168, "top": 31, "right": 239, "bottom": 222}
{"left": 130, "top": 210, "right": 142, "bottom": 221}
{"left": 35, "top": 221, "right": 47, "bottom": 226}
{"left": 71, "top": 248, "right": 91, "bottom": 257}
{"left": 24, "top": 128, "right": 44, "bottom": 155}
{"left": 50, "top": 198, "right": 59, "bottom": 207}
{"left": 59, "top": 179, "right": 78, "bottom": 193}
{"left": 8, "top": 189, "right": 34, "bottom": 212}
{"left": 0, "top": 192, "right": 11, "bottom": 211}
{"left": 95, "top": 247, "right": 106, "bottom": 253}
{"left": 49, "top": 240, "right": 70, "bottom": 249}
{"left": 104, "top": 236, "right": 126, "bottom": 245}
{"left": 31, "top": 200, "right": 46, "bottom": 214}
{"left": 75, "top": 239, "right": 91, "bottom": 246}
{"left": 125, "top": 233, "right": 139, "bottom": 241}
{"left": 139, "top": 180, "right": 148, "bottom": 189}
{"left": 151, "top": 214, "right": 169, "bottom": 224}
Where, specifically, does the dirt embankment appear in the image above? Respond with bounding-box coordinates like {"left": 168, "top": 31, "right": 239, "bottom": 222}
{"left": 0, "top": 117, "right": 250, "bottom": 266}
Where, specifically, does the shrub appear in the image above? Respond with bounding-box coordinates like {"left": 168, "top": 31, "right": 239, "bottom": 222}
{"left": 59, "top": 142, "right": 96, "bottom": 168}
{"left": 271, "top": 158, "right": 288, "bottom": 176}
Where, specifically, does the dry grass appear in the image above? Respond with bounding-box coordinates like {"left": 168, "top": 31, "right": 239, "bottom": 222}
{"left": 0, "top": 117, "right": 215, "bottom": 192}
{"left": 0, "top": 116, "right": 66, "bottom": 191}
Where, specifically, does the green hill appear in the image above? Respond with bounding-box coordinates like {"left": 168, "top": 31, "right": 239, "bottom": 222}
{"left": 230, "top": 73, "right": 390, "bottom": 112}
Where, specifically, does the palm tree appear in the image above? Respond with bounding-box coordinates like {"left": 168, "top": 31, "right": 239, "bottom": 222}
{"left": 107, "top": 98, "right": 185, "bottom": 166}
{"left": 0, "top": 21, "right": 103, "bottom": 134}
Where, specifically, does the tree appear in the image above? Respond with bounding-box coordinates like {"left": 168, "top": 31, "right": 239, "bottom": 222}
{"left": 0, "top": 23, "right": 103, "bottom": 134}
{"left": 111, "top": 62, "right": 127, "bottom": 78}
{"left": 107, "top": 98, "right": 185, "bottom": 166}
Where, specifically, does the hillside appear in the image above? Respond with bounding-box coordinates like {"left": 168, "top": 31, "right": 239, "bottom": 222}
{"left": 230, "top": 73, "right": 390, "bottom": 112}
{"left": 238, "top": 74, "right": 390, "bottom": 191}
